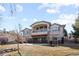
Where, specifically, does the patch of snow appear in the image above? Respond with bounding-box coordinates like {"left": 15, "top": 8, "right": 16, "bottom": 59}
{"left": 26, "top": 43, "right": 33, "bottom": 46}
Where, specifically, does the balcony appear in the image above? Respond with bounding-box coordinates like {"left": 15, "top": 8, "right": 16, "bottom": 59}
{"left": 32, "top": 29, "right": 48, "bottom": 36}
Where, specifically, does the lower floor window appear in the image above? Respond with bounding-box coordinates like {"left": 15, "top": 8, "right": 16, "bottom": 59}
{"left": 32, "top": 37, "right": 47, "bottom": 43}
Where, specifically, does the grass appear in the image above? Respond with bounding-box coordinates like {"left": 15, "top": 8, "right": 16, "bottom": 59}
{"left": 0, "top": 43, "right": 79, "bottom": 56}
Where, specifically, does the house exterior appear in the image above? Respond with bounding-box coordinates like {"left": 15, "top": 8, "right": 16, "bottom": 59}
{"left": 21, "top": 21, "right": 65, "bottom": 43}
{"left": 21, "top": 28, "right": 32, "bottom": 42}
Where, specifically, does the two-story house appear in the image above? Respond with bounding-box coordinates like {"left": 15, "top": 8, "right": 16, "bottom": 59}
{"left": 21, "top": 21, "right": 65, "bottom": 44}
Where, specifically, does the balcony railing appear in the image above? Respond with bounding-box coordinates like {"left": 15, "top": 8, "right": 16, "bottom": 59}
{"left": 32, "top": 29, "right": 48, "bottom": 35}
{"left": 32, "top": 29, "right": 48, "bottom": 33}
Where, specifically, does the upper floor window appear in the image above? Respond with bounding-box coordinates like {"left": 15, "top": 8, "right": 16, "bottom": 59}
{"left": 51, "top": 25, "right": 60, "bottom": 32}
{"left": 52, "top": 27, "right": 58, "bottom": 32}
{"left": 23, "top": 30, "right": 30, "bottom": 35}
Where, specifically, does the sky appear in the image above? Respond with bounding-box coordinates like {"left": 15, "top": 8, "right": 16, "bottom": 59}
{"left": 0, "top": 1, "right": 79, "bottom": 33}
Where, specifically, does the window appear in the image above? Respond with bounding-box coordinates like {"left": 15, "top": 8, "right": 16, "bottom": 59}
{"left": 27, "top": 31, "right": 28, "bottom": 34}
{"left": 40, "top": 26, "right": 43, "bottom": 29}
{"left": 52, "top": 27, "right": 58, "bottom": 32}
{"left": 51, "top": 25, "right": 60, "bottom": 32}
{"left": 36, "top": 28, "right": 39, "bottom": 30}
{"left": 44, "top": 26, "right": 47, "bottom": 29}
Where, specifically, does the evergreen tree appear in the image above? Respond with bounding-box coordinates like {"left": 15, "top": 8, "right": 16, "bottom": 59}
{"left": 72, "top": 14, "right": 79, "bottom": 38}
{"left": 64, "top": 29, "right": 68, "bottom": 36}
{"left": 72, "top": 14, "right": 79, "bottom": 43}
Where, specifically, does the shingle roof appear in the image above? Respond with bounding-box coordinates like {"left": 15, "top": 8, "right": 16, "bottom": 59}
{"left": 21, "top": 28, "right": 31, "bottom": 32}
{"left": 51, "top": 23, "right": 66, "bottom": 27}
{"left": 30, "top": 21, "right": 51, "bottom": 27}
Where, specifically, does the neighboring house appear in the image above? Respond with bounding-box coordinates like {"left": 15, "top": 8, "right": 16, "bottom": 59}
{"left": 0, "top": 30, "right": 18, "bottom": 44}
{"left": 0, "top": 30, "right": 2, "bottom": 33}
{"left": 21, "top": 21, "right": 66, "bottom": 43}
{"left": 0, "top": 36, "right": 8, "bottom": 44}
{"left": 0, "top": 30, "right": 8, "bottom": 44}
{"left": 21, "top": 28, "right": 32, "bottom": 42}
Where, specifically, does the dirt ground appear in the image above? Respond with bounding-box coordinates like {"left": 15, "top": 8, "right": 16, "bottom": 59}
{"left": 0, "top": 43, "right": 79, "bottom": 56}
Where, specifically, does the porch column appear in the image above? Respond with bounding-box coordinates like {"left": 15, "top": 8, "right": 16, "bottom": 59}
{"left": 47, "top": 24, "right": 49, "bottom": 31}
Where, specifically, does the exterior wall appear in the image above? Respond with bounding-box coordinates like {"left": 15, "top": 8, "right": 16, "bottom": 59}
{"left": 21, "top": 28, "right": 32, "bottom": 42}
{"left": 22, "top": 29, "right": 31, "bottom": 36}
{"left": 48, "top": 24, "right": 65, "bottom": 43}
{"left": 59, "top": 26, "right": 64, "bottom": 37}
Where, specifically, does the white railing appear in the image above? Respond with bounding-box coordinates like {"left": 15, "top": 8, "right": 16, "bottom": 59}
{"left": 32, "top": 30, "right": 48, "bottom": 35}
{"left": 33, "top": 29, "right": 48, "bottom": 33}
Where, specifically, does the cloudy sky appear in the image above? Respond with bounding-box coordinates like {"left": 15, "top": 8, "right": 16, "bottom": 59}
{"left": 0, "top": 0, "right": 79, "bottom": 33}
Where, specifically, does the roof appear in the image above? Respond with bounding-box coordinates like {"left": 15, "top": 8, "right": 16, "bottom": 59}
{"left": 0, "top": 36, "right": 8, "bottom": 40}
{"left": 30, "top": 21, "right": 51, "bottom": 27}
{"left": 21, "top": 28, "right": 31, "bottom": 32}
{"left": 51, "top": 23, "right": 66, "bottom": 27}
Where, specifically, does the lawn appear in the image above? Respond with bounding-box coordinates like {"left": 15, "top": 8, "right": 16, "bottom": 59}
{"left": 0, "top": 43, "right": 79, "bottom": 56}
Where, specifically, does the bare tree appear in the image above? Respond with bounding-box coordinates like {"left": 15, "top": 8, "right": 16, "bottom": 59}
{"left": 16, "top": 24, "right": 22, "bottom": 56}
{"left": 0, "top": 11, "right": 3, "bottom": 29}
{"left": 16, "top": 33, "right": 22, "bottom": 56}
{"left": 9, "top": 4, "right": 22, "bottom": 56}
{"left": 0, "top": 4, "right": 23, "bottom": 56}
